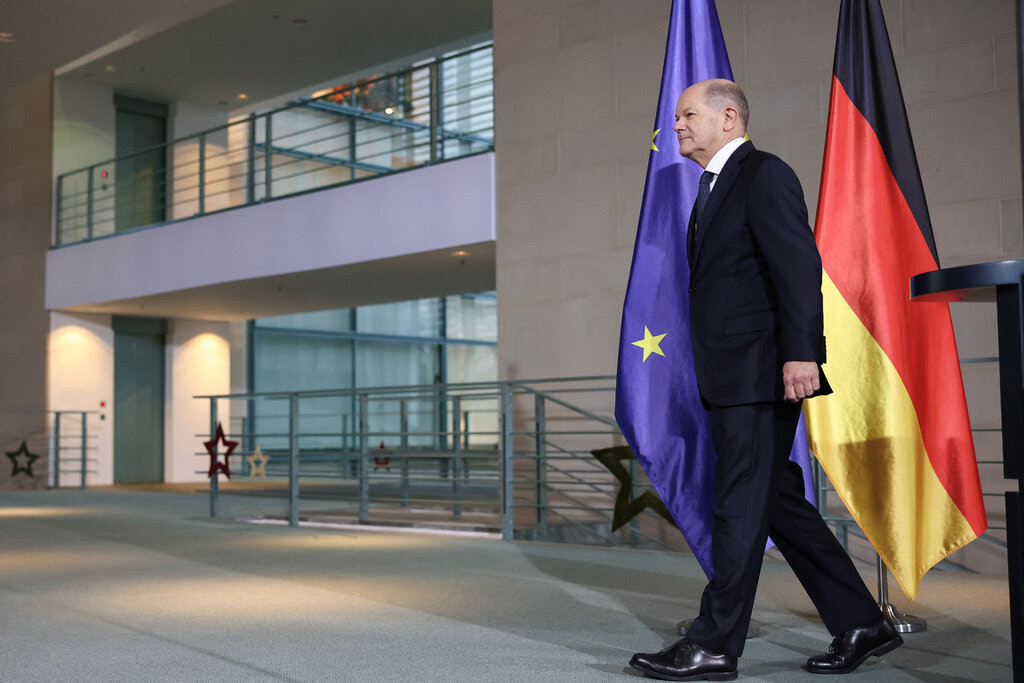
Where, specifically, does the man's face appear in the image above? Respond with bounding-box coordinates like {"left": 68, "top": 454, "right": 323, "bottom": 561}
{"left": 672, "top": 85, "right": 724, "bottom": 168}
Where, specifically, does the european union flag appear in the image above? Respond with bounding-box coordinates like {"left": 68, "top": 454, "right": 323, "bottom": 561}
{"left": 614, "top": 0, "right": 815, "bottom": 578}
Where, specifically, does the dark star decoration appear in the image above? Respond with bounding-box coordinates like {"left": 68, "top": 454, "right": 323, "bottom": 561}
{"left": 6, "top": 440, "right": 40, "bottom": 478}
{"left": 204, "top": 423, "right": 238, "bottom": 479}
{"left": 590, "top": 446, "right": 676, "bottom": 532}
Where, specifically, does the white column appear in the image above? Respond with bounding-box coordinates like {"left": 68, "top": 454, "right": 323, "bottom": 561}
{"left": 47, "top": 311, "right": 115, "bottom": 485}
{"left": 165, "top": 319, "right": 231, "bottom": 483}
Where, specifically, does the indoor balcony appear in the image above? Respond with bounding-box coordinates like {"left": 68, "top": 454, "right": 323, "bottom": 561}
{"left": 46, "top": 45, "right": 495, "bottom": 320}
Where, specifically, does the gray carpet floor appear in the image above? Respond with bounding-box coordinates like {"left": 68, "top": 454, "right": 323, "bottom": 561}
{"left": 0, "top": 489, "right": 1012, "bottom": 681}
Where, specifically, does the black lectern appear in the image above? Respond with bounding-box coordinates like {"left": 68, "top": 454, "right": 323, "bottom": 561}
{"left": 911, "top": 260, "right": 1024, "bottom": 680}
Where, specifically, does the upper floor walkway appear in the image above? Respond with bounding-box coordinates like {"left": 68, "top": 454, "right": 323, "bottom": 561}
{"left": 46, "top": 45, "right": 495, "bottom": 320}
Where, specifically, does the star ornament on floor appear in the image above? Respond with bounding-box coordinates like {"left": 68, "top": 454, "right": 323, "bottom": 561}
{"left": 632, "top": 325, "right": 667, "bottom": 362}
{"left": 204, "top": 423, "right": 238, "bottom": 479}
{"left": 6, "top": 441, "right": 40, "bottom": 478}
{"left": 246, "top": 445, "right": 269, "bottom": 479}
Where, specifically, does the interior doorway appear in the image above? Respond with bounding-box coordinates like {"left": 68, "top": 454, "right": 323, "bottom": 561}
{"left": 113, "top": 316, "right": 166, "bottom": 483}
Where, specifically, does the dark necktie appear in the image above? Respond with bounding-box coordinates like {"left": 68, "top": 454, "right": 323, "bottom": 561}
{"left": 696, "top": 170, "right": 715, "bottom": 224}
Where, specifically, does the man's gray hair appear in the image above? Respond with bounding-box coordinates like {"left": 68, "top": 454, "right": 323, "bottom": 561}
{"left": 704, "top": 80, "right": 749, "bottom": 128}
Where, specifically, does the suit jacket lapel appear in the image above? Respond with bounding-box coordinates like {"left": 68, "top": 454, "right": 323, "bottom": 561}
{"left": 690, "top": 140, "right": 754, "bottom": 271}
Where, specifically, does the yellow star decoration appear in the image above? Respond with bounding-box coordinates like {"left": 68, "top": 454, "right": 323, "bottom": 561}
{"left": 247, "top": 445, "right": 270, "bottom": 479}
{"left": 632, "top": 326, "right": 667, "bottom": 362}
{"left": 650, "top": 128, "right": 660, "bottom": 151}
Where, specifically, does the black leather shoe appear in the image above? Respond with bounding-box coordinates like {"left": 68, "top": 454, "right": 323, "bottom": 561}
{"left": 805, "top": 618, "right": 903, "bottom": 674}
{"left": 629, "top": 637, "right": 738, "bottom": 681}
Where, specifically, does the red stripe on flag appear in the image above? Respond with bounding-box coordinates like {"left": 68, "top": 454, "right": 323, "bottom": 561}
{"left": 815, "top": 76, "right": 986, "bottom": 534}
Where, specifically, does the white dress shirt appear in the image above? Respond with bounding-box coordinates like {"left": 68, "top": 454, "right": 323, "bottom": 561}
{"left": 703, "top": 136, "right": 747, "bottom": 191}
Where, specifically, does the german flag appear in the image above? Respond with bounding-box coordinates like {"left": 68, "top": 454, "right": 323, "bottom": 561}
{"left": 803, "top": 0, "right": 987, "bottom": 600}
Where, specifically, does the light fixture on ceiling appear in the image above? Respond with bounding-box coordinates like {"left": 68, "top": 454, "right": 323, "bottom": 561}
{"left": 237, "top": 93, "right": 249, "bottom": 100}
{"left": 0, "top": 32, "right": 15, "bottom": 43}
{"left": 451, "top": 249, "right": 471, "bottom": 258}
{"left": 385, "top": 107, "right": 395, "bottom": 115}
{"left": 104, "top": 65, "right": 116, "bottom": 72}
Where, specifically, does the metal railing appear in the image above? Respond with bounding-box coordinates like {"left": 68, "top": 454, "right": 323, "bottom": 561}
{"left": 0, "top": 410, "right": 99, "bottom": 487}
{"left": 197, "top": 372, "right": 1009, "bottom": 566}
{"left": 54, "top": 43, "right": 494, "bottom": 247}
{"left": 196, "top": 376, "right": 681, "bottom": 549}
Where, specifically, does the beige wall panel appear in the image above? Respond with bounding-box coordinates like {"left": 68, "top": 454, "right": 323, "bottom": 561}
{"left": 744, "top": 78, "right": 824, "bottom": 136}
{"left": 615, "top": 21, "right": 679, "bottom": 121}
{"left": 996, "top": 31, "right": 1018, "bottom": 91}
{"left": 900, "top": 0, "right": 1013, "bottom": 53}
{"left": 910, "top": 89, "right": 1019, "bottom": 206}
{"left": 559, "top": 117, "right": 650, "bottom": 173}
{"left": 931, "top": 201, "right": 1003, "bottom": 266}
{"left": 949, "top": 302, "right": 999, "bottom": 360}
{"left": 560, "top": 249, "right": 633, "bottom": 301}
{"left": 498, "top": 133, "right": 561, "bottom": 186}
{"left": 615, "top": 157, "right": 650, "bottom": 246}
{"left": 962, "top": 363, "right": 1002, "bottom": 430}
{"left": 1003, "top": 197, "right": 1024, "bottom": 258}
{"left": 743, "top": 1, "right": 838, "bottom": 84}
{"left": 0, "top": 75, "right": 51, "bottom": 491}
{"left": 895, "top": 38, "right": 997, "bottom": 105}
{"left": 556, "top": 0, "right": 668, "bottom": 47}
{"left": 497, "top": 60, "right": 568, "bottom": 142}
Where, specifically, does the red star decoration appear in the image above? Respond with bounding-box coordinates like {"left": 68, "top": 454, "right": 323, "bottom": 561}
{"left": 374, "top": 440, "right": 391, "bottom": 471}
{"left": 204, "top": 423, "right": 238, "bottom": 479}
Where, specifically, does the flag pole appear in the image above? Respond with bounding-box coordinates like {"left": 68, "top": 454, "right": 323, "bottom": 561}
{"left": 875, "top": 553, "right": 926, "bottom": 633}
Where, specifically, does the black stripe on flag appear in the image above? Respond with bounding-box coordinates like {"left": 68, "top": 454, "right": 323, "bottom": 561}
{"left": 832, "top": 0, "right": 939, "bottom": 266}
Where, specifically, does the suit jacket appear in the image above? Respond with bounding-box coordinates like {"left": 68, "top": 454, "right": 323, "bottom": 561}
{"left": 687, "top": 140, "right": 831, "bottom": 406}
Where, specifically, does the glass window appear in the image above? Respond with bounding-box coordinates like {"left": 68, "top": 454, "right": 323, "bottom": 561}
{"left": 356, "top": 298, "right": 442, "bottom": 337}
{"left": 256, "top": 309, "right": 352, "bottom": 332}
{"left": 248, "top": 291, "right": 497, "bottom": 451}
{"left": 444, "top": 292, "right": 496, "bottom": 341}
{"left": 251, "top": 331, "right": 354, "bottom": 450}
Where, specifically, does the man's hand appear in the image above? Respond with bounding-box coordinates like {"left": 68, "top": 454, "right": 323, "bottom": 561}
{"left": 783, "top": 361, "right": 820, "bottom": 402}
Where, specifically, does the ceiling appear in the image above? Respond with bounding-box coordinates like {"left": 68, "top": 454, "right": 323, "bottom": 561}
{"left": 58, "top": 242, "right": 496, "bottom": 321}
{"left": 3, "top": 0, "right": 492, "bottom": 109}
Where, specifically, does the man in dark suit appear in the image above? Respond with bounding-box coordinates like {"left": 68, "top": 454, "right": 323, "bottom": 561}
{"left": 628, "top": 79, "right": 903, "bottom": 680}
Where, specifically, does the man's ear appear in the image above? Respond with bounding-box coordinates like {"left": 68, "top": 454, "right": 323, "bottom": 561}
{"left": 722, "top": 106, "right": 739, "bottom": 132}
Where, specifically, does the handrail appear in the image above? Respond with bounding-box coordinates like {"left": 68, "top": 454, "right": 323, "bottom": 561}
{"left": 195, "top": 371, "right": 1008, "bottom": 569}
{"left": 197, "top": 376, "right": 675, "bottom": 550}
{"left": 194, "top": 374, "right": 613, "bottom": 401}
{"left": 0, "top": 409, "right": 98, "bottom": 488}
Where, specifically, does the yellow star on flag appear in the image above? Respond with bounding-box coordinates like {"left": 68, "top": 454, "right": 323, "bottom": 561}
{"left": 650, "top": 129, "right": 660, "bottom": 151}
{"left": 632, "top": 326, "right": 667, "bottom": 362}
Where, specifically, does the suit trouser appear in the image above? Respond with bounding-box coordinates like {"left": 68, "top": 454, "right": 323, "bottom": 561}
{"left": 684, "top": 401, "right": 880, "bottom": 657}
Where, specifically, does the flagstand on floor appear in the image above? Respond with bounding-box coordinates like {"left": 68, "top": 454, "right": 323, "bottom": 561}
{"left": 875, "top": 554, "right": 926, "bottom": 633}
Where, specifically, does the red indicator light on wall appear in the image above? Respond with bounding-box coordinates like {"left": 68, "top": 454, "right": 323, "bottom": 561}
{"left": 100, "top": 401, "right": 106, "bottom": 407}
{"left": 101, "top": 171, "right": 108, "bottom": 178}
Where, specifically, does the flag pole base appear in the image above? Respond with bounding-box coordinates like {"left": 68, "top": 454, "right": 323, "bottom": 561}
{"left": 677, "top": 618, "right": 763, "bottom": 639}
{"left": 879, "top": 602, "right": 927, "bottom": 634}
